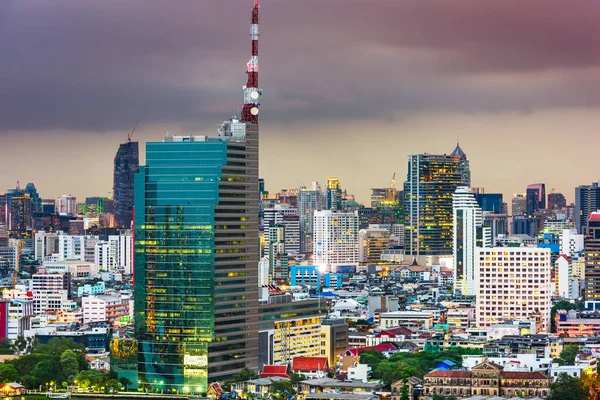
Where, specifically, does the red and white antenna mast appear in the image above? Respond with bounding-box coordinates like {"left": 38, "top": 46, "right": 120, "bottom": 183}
{"left": 241, "top": 0, "right": 262, "bottom": 124}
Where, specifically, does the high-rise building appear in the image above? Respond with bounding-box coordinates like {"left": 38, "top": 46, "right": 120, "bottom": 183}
{"left": 560, "top": 229, "right": 584, "bottom": 259}
{"left": 134, "top": 126, "right": 260, "bottom": 390}
{"left": 584, "top": 212, "right": 600, "bottom": 310}
{"left": 325, "top": 177, "right": 343, "bottom": 211}
{"left": 358, "top": 228, "right": 390, "bottom": 263}
{"left": 313, "top": 210, "right": 359, "bottom": 272}
{"left": 575, "top": 182, "right": 600, "bottom": 234}
{"left": 453, "top": 187, "right": 491, "bottom": 296}
{"left": 404, "top": 144, "right": 470, "bottom": 256}
{"left": 298, "top": 182, "right": 323, "bottom": 253}
{"left": 267, "top": 224, "right": 288, "bottom": 285}
{"left": 58, "top": 194, "right": 77, "bottom": 216}
{"left": 548, "top": 193, "right": 566, "bottom": 210}
{"left": 527, "top": 183, "right": 546, "bottom": 211}
{"left": 475, "top": 247, "right": 551, "bottom": 332}
{"left": 113, "top": 141, "right": 139, "bottom": 227}
{"left": 512, "top": 193, "right": 527, "bottom": 216}
{"left": 474, "top": 193, "right": 503, "bottom": 214}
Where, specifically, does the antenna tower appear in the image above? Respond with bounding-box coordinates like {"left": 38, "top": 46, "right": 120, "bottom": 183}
{"left": 241, "top": 1, "right": 262, "bottom": 123}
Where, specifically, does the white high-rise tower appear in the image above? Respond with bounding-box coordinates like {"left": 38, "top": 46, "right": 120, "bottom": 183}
{"left": 453, "top": 186, "right": 490, "bottom": 296}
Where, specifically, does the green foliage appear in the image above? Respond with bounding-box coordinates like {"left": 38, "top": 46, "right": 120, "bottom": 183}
{"left": 7, "top": 338, "right": 91, "bottom": 389}
{"left": 74, "top": 369, "right": 107, "bottom": 390}
{"left": 359, "top": 347, "right": 483, "bottom": 388}
{"left": 105, "top": 378, "right": 121, "bottom": 392}
{"left": 30, "top": 359, "right": 60, "bottom": 387}
{"left": 268, "top": 380, "right": 295, "bottom": 396}
{"left": 548, "top": 373, "right": 586, "bottom": 400}
{"left": 399, "top": 380, "right": 410, "bottom": 400}
{"left": 34, "top": 337, "right": 85, "bottom": 357}
{"left": 119, "top": 377, "right": 132, "bottom": 390}
{"left": 290, "top": 373, "right": 306, "bottom": 383}
{"left": 559, "top": 344, "right": 579, "bottom": 365}
{"left": 59, "top": 349, "right": 79, "bottom": 383}
{"left": 0, "top": 363, "right": 19, "bottom": 383}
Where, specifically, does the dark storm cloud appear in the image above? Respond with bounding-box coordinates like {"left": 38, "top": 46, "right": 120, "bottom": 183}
{"left": 0, "top": 0, "right": 599, "bottom": 132}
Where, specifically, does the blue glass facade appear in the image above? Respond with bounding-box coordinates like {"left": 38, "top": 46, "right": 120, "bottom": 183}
{"left": 134, "top": 139, "right": 228, "bottom": 393}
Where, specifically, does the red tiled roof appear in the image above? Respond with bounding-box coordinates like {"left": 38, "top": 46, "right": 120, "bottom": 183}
{"left": 379, "top": 327, "right": 413, "bottom": 338}
{"left": 292, "top": 357, "right": 328, "bottom": 372}
{"left": 261, "top": 365, "right": 290, "bottom": 378}
{"left": 501, "top": 371, "right": 550, "bottom": 379}
{"left": 344, "top": 343, "right": 398, "bottom": 356}
{"left": 426, "top": 370, "right": 471, "bottom": 378}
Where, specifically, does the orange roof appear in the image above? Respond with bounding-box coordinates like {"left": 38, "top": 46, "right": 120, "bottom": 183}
{"left": 426, "top": 370, "right": 471, "bottom": 378}
{"left": 291, "top": 357, "right": 328, "bottom": 372}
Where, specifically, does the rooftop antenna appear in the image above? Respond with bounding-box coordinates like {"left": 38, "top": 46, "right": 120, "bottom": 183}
{"left": 240, "top": 0, "right": 262, "bottom": 123}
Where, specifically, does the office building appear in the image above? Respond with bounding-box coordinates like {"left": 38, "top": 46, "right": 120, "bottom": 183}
{"left": 320, "top": 319, "right": 349, "bottom": 368}
{"left": 134, "top": 123, "right": 260, "bottom": 390}
{"left": 482, "top": 213, "right": 508, "bottom": 246}
{"left": 58, "top": 194, "right": 77, "bottom": 216}
{"left": 313, "top": 210, "right": 359, "bottom": 272}
{"left": 325, "top": 177, "right": 343, "bottom": 212}
{"left": 548, "top": 193, "right": 566, "bottom": 210}
{"left": 266, "top": 224, "right": 288, "bottom": 285}
{"left": 585, "top": 212, "right": 600, "bottom": 309}
{"left": 474, "top": 193, "right": 503, "bottom": 214}
{"left": 113, "top": 141, "right": 139, "bottom": 227}
{"left": 298, "top": 182, "right": 323, "bottom": 253}
{"left": 575, "top": 182, "right": 600, "bottom": 234}
{"left": 475, "top": 247, "right": 551, "bottom": 332}
{"left": 511, "top": 193, "right": 526, "bottom": 216}
{"left": 527, "top": 183, "right": 546, "bottom": 212}
{"left": 358, "top": 228, "right": 390, "bottom": 263}
{"left": 453, "top": 187, "right": 491, "bottom": 296}
{"left": 404, "top": 145, "right": 470, "bottom": 256}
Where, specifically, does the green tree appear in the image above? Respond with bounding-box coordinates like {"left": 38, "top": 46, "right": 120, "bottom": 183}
{"left": 60, "top": 349, "right": 79, "bottom": 383}
{"left": 399, "top": 379, "right": 410, "bottom": 400}
{"left": 548, "top": 373, "right": 586, "bottom": 400}
{"left": 0, "top": 363, "right": 19, "bottom": 383}
{"left": 268, "top": 380, "right": 295, "bottom": 396}
{"left": 105, "top": 378, "right": 121, "bottom": 392}
{"left": 119, "top": 377, "right": 132, "bottom": 391}
{"left": 34, "top": 338, "right": 85, "bottom": 357}
{"left": 290, "top": 373, "right": 306, "bottom": 383}
{"left": 30, "top": 359, "right": 60, "bottom": 387}
{"left": 559, "top": 344, "right": 580, "bottom": 365}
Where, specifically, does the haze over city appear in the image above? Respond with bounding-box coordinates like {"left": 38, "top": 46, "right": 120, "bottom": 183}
{"left": 2, "top": 0, "right": 600, "bottom": 203}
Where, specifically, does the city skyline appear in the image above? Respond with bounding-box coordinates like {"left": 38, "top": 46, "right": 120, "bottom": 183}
{"left": 2, "top": 0, "right": 600, "bottom": 204}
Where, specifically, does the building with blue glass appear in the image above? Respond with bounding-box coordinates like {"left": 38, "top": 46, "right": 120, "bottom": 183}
{"left": 133, "top": 120, "right": 259, "bottom": 393}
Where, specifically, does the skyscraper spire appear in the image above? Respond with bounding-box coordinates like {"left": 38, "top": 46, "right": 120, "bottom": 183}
{"left": 241, "top": 1, "right": 262, "bottom": 124}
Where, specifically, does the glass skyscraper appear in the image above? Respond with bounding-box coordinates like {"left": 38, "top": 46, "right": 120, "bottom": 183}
{"left": 134, "top": 120, "right": 259, "bottom": 393}
{"left": 404, "top": 144, "right": 470, "bottom": 256}
{"left": 113, "top": 141, "right": 139, "bottom": 227}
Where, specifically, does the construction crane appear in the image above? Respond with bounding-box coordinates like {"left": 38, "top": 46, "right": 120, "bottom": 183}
{"left": 127, "top": 120, "right": 139, "bottom": 142}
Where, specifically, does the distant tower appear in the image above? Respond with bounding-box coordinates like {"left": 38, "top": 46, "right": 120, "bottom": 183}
{"left": 113, "top": 141, "right": 139, "bottom": 227}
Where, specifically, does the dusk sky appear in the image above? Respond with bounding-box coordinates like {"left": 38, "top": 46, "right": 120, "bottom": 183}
{"left": 1, "top": 0, "right": 600, "bottom": 205}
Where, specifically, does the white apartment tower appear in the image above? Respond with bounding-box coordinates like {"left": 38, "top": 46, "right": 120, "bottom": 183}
{"left": 560, "top": 229, "right": 584, "bottom": 258}
{"left": 313, "top": 210, "right": 359, "bottom": 273}
{"left": 475, "top": 247, "right": 552, "bottom": 332}
{"left": 453, "top": 187, "right": 491, "bottom": 296}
